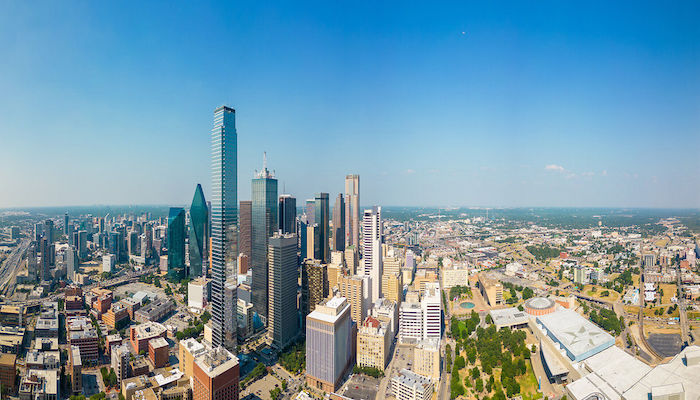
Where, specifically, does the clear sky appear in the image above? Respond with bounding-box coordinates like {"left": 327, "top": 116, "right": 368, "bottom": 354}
{"left": 1, "top": 1, "right": 698, "bottom": 208}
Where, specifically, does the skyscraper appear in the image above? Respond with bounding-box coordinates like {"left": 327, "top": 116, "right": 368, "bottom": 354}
{"left": 301, "top": 259, "right": 327, "bottom": 319}
{"left": 77, "top": 230, "right": 87, "bottom": 260}
{"left": 44, "top": 219, "right": 54, "bottom": 245}
{"left": 267, "top": 233, "right": 299, "bottom": 349}
{"left": 314, "top": 193, "right": 330, "bottom": 263}
{"left": 344, "top": 174, "right": 360, "bottom": 249}
{"left": 238, "top": 200, "right": 252, "bottom": 260}
{"left": 210, "top": 105, "right": 238, "bottom": 349}
{"left": 332, "top": 194, "right": 345, "bottom": 252}
{"left": 278, "top": 194, "right": 296, "bottom": 235}
{"left": 363, "top": 206, "right": 383, "bottom": 303}
{"left": 64, "top": 213, "right": 70, "bottom": 235}
{"left": 305, "top": 199, "right": 315, "bottom": 225}
{"left": 251, "top": 154, "right": 278, "bottom": 321}
{"left": 189, "top": 184, "right": 208, "bottom": 278}
{"left": 167, "top": 207, "right": 186, "bottom": 281}
{"left": 40, "top": 237, "right": 50, "bottom": 281}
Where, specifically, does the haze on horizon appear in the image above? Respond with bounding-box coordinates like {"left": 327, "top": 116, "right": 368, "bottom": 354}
{"left": 1, "top": 2, "right": 699, "bottom": 209}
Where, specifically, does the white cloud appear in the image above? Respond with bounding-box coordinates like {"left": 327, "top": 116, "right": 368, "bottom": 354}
{"left": 581, "top": 171, "right": 595, "bottom": 177}
{"left": 545, "top": 164, "right": 565, "bottom": 172}
{"left": 601, "top": 170, "right": 608, "bottom": 176}
{"left": 406, "top": 169, "right": 415, "bottom": 174}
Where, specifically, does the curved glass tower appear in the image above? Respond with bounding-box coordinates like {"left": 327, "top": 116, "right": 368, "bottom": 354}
{"left": 211, "top": 105, "right": 237, "bottom": 348}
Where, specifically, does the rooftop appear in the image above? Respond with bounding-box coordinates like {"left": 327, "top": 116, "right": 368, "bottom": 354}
{"left": 194, "top": 346, "right": 239, "bottom": 378}
{"left": 132, "top": 321, "right": 167, "bottom": 340}
{"left": 537, "top": 309, "right": 614, "bottom": 361}
{"left": 489, "top": 307, "right": 529, "bottom": 327}
{"left": 392, "top": 368, "right": 432, "bottom": 392}
{"left": 149, "top": 337, "right": 168, "bottom": 349}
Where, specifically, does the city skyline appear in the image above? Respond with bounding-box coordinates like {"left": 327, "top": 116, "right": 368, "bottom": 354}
{"left": 1, "top": 2, "right": 699, "bottom": 209}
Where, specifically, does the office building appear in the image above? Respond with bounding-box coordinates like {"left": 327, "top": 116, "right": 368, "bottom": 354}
{"left": 413, "top": 338, "right": 440, "bottom": 381}
{"left": 192, "top": 347, "right": 240, "bottom": 400}
{"left": 211, "top": 105, "right": 238, "bottom": 349}
{"left": 357, "top": 316, "right": 390, "bottom": 370}
{"left": 238, "top": 200, "right": 252, "bottom": 261}
{"left": 134, "top": 298, "right": 175, "bottom": 323}
{"left": 129, "top": 321, "right": 167, "bottom": 353}
{"left": 314, "top": 193, "right": 330, "bottom": 263}
{"left": 179, "top": 338, "right": 207, "bottom": 379}
{"left": 383, "top": 272, "right": 403, "bottom": 304}
{"left": 301, "top": 259, "right": 327, "bottom": 318}
{"left": 344, "top": 174, "right": 360, "bottom": 249}
{"left": 237, "top": 299, "right": 254, "bottom": 340}
{"left": 77, "top": 230, "right": 87, "bottom": 259}
{"left": 305, "top": 296, "right": 354, "bottom": 393}
{"left": 279, "top": 194, "right": 296, "bottom": 235}
{"left": 39, "top": 237, "right": 50, "bottom": 281}
{"left": 44, "top": 219, "right": 54, "bottom": 245}
{"left": 478, "top": 275, "right": 503, "bottom": 306}
{"left": 421, "top": 283, "right": 441, "bottom": 340}
{"left": 391, "top": 369, "right": 433, "bottom": 400}
{"left": 372, "top": 298, "right": 399, "bottom": 339}
{"left": 111, "top": 344, "right": 130, "bottom": 384}
{"left": 69, "top": 345, "right": 82, "bottom": 395}
{"left": 167, "top": 207, "right": 186, "bottom": 281}
{"left": 0, "top": 353, "right": 16, "bottom": 392}
{"left": 332, "top": 194, "right": 345, "bottom": 252}
{"left": 345, "top": 246, "right": 358, "bottom": 275}
{"left": 337, "top": 274, "right": 366, "bottom": 324}
{"left": 103, "top": 254, "right": 115, "bottom": 273}
{"left": 251, "top": 154, "right": 278, "bottom": 321}
{"left": 267, "top": 233, "right": 299, "bottom": 349}
{"left": 306, "top": 224, "right": 320, "bottom": 260}
{"left": 363, "top": 206, "right": 383, "bottom": 302}
{"left": 66, "top": 246, "right": 78, "bottom": 281}
{"left": 67, "top": 317, "right": 99, "bottom": 363}
{"left": 148, "top": 337, "right": 169, "bottom": 368}
{"left": 63, "top": 213, "right": 70, "bottom": 235}
{"left": 189, "top": 184, "right": 209, "bottom": 278}
{"left": 305, "top": 199, "right": 315, "bottom": 225}
{"left": 19, "top": 369, "right": 59, "bottom": 400}
{"left": 223, "top": 280, "right": 237, "bottom": 349}
{"left": 188, "top": 278, "right": 210, "bottom": 312}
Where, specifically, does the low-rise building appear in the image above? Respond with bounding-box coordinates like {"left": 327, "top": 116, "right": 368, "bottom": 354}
{"left": 391, "top": 368, "right": 433, "bottom": 400}
{"left": 0, "top": 353, "right": 17, "bottom": 391}
{"left": 103, "top": 301, "right": 130, "bottom": 329}
{"left": 134, "top": 298, "right": 175, "bottom": 323}
{"left": 478, "top": 275, "right": 503, "bottom": 306}
{"left": 19, "top": 369, "right": 59, "bottom": 400}
{"left": 178, "top": 338, "right": 207, "bottom": 379}
{"left": 413, "top": 338, "right": 440, "bottom": 382}
{"left": 130, "top": 321, "right": 167, "bottom": 354}
{"left": 148, "top": 337, "right": 169, "bottom": 369}
{"left": 357, "top": 316, "right": 390, "bottom": 371}
{"left": 69, "top": 345, "right": 82, "bottom": 395}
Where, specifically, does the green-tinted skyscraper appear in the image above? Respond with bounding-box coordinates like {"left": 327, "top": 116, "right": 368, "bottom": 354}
{"left": 189, "top": 184, "right": 208, "bottom": 278}
{"left": 167, "top": 207, "right": 186, "bottom": 281}
{"left": 251, "top": 153, "right": 278, "bottom": 322}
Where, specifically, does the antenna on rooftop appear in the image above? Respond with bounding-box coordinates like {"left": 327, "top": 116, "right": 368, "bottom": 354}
{"left": 263, "top": 151, "right": 267, "bottom": 172}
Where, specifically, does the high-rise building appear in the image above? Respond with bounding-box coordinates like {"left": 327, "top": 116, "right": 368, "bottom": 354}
{"left": 301, "top": 259, "right": 327, "bottom": 319}
{"left": 189, "top": 184, "right": 209, "bottom": 278}
{"left": 238, "top": 200, "right": 252, "bottom": 260}
{"left": 127, "top": 230, "right": 139, "bottom": 256}
{"left": 332, "top": 194, "right": 345, "bottom": 252}
{"left": 357, "top": 316, "right": 391, "bottom": 371}
{"left": 391, "top": 368, "right": 434, "bottom": 400}
{"left": 66, "top": 246, "right": 78, "bottom": 281}
{"left": 305, "top": 296, "right": 354, "bottom": 393}
{"left": 211, "top": 105, "right": 238, "bottom": 349}
{"left": 345, "top": 246, "right": 358, "bottom": 275}
{"left": 306, "top": 224, "right": 320, "bottom": 261}
{"left": 43, "top": 219, "right": 54, "bottom": 245}
{"left": 344, "top": 174, "right": 360, "bottom": 249}
{"left": 167, "top": 207, "right": 186, "bottom": 281}
{"left": 251, "top": 154, "right": 278, "bottom": 322}
{"left": 39, "top": 237, "right": 50, "bottom": 281}
{"left": 383, "top": 272, "right": 403, "bottom": 304}
{"left": 398, "top": 282, "right": 442, "bottom": 343}
{"left": 278, "top": 194, "right": 296, "bottom": 235}
{"left": 337, "top": 274, "right": 366, "bottom": 325}
{"left": 413, "top": 338, "right": 441, "bottom": 382}
{"left": 267, "top": 233, "right": 299, "bottom": 349}
{"left": 305, "top": 199, "right": 315, "bottom": 225}
{"left": 223, "top": 280, "right": 237, "bottom": 349}
{"left": 77, "top": 230, "right": 87, "bottom": 259}
{"left": 363, "top": 206, "right": 383, "bottom": 303}
{"left": 192, "top": 347, "right": 240, "bottom": 400}
{"left": 314, "top": 193, "right": 330, "bottom": 263}
{"left": 64, "top": 213, "right": 70, "bottom": 235}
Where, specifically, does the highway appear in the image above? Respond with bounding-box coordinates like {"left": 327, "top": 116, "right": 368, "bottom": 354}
{"left": 0, "top": 238, "right": 30, "bottom": 296}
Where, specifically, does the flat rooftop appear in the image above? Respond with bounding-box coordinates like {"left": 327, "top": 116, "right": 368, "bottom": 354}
{"left": 489, "top": 307, "right": 529, "bottom": 328}
{"left": 537, "top": 309, "right": 614, "bottom": 362}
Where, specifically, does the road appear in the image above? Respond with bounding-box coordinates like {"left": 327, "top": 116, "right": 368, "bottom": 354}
{"left": 675, "top": 264, "right": 691, "bottom": 346}
{"left": 0, "top": 238, "right": 30, "bottom": 296}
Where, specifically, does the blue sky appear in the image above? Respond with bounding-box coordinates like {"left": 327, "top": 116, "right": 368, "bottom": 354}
{"left": 1, "top": 1, "right": 698, "bottom": 208}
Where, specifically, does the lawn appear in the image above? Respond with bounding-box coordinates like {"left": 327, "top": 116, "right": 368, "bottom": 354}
{"left": 658, "top": 284, "right": 677, "bottom": 304}
{"left": 582, "top": 285, "right": 620, "bottom": 301}
{"left": 517, "top": 362, "right": 542, "bottom": 400}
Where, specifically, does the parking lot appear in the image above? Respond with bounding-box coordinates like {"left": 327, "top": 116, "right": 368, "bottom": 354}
{"left": 340, "top": 374, "right": 381, "bottom": 400}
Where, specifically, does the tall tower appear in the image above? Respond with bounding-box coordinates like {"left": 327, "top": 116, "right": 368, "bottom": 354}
{"left": 314, "top": 193, "right": 330, "bottom": 263}
{"left": 167, "top": 207, "right": 186, "bottom": 281}
{"left": 64, "top": 213, "right": 70, "bottom": 235}
{"left": 211, "top": 105, "right": 238, "bottom": 349}
{"left": 278, "top": 195, "right": 297, "bottom": 235}
{"left": 344, "top": 175, "right": 360, "bottom": 249}
{"left": 251, "top": 153, "right": 278, "bottom": 322}
{"left": 238, "top": 200, "right": 252, "bottom": 260}
{"left": 189, "top": 184, "right": 208, "bottom": 278}
{"left": 332, "top": 194, "right": 345, "bottom": 252}
{"left": 267, "top": 233, "right": 299, "bottom": 349}
{"left": 363, "top": 206, "right": 383, "bottom": 303}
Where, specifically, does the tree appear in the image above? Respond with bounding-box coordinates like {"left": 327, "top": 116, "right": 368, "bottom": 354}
{"left": 475, "top": 378, "right": 484, "bottom": 392}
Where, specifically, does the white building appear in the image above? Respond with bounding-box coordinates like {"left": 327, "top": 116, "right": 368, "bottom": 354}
{"left": 441, "top": 264, "right": 470, "bottom": 288}
{"left": 371, "top": 298, "right": 398, "bottom": 339}
{"left": 187, "top": 278, "right": 209, "bottom": 312}
{"left": 362, "top": 206, "right": 383, "bottom": 303}
{"left": 398, "top": 283, "right": 441, "bottom": 343}
{"left": 391, "top": 368, "right": 433, "bottom": 400}
{"left": 111, "top": 343, "right": 130, "bottom": 383}
{"left": 102, "top": 254, "right": 115, "bottom": 273}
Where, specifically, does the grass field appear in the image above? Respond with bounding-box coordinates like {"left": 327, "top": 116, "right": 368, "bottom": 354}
{"left": 582, "top": 285, "right": 620, "bottom": 301}
{"left": 658, "top": 283, "right": 677, "bottom": 304}
{"left": 517, "top": 362, "right": 542, "bottom": 400}
{"left": 642, "top": 306, "right": 680, "bottom": 318}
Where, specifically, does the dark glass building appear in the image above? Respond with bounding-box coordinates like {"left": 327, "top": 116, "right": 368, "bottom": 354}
{"left": 278, "top": 194, "right": 296, "bottom": 235}
{"left": 314, "top": 193, "right": 330, "bottom": 263}
{"left": 251, "top": 155, "right": 278, "bottom": 322}
{"left": 332, "top": 194, "right": 345, "bottom": 252}
{"left": 167, "top": 207, "right": 186, "bottom": 281}
{"left": 189, "top": 184, "right": 208, "bottom": 278}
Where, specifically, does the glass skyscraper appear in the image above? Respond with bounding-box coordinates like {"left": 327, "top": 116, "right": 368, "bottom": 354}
{"left": 278, "top": 194, "right": 296, "bottom": 234}
{"left": 251, "top": 155, "right": 278, "bottom": 322}
{"left": 211, "top": 105, "right": 238, "bottom": 349}
{"left": 167, "top": 207, "right": 186, "bottom": 281}
{"left": 188, "top": 184, "right": 208, "bottom": 278}
{"left": 314, "top": 192, "right": 330, "bottom": 263}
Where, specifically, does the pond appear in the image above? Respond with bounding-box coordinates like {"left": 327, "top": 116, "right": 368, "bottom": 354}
{"left": 460, "top": 302, "right": 475, "bottom": 309}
